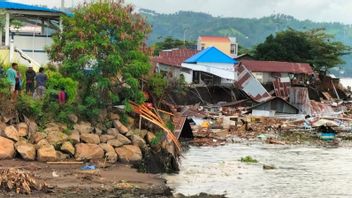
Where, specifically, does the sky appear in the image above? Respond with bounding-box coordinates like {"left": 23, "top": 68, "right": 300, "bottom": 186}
{"left": 8, "top": 0, "right": 352, "bottom": 24}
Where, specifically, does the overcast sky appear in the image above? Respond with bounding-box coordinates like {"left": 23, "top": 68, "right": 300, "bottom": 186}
{"left": 8, "top": 0, "right": 352, "bottom": 24}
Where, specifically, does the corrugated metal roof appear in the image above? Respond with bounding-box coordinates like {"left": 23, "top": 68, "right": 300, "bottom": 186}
{"left": 241, "top": 60, "right": 314, "bottom": 74}
{"left": 199, "top": 36, "right": 230, "bottom": 42}
{"left": 155, "top": 48, "right": 198, "bottom": 67}
{"left": 0, "top": 1, "right": 62, "bottom": 13}
{"left": 185, "top": 46, "right": 237, "bottom": 64}
{"left": 235, "top": 63, "right": 271, "bottom": 102}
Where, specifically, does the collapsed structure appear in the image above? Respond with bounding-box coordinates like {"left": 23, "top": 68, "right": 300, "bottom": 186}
{"left": 153, "top": 38, "right": 352, "bottom": 144}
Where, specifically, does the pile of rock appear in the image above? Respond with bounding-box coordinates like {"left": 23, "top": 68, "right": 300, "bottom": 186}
{"left": 0, "top": 114, "right": 160, "bottom": 164}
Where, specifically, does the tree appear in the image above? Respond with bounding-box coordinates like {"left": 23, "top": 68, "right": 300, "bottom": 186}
{"left": 254, "top": 28, "right": 351, "bottom": 73}
{"left": 152, "top": 37, "right": 195, "bottom": 55}
{"left": 48, "top": 2, "right": 152, "bottom": 119}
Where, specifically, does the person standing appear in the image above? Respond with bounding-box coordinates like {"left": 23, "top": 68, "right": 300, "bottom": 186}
{"left": 15, "top": 71, "right": 22, "bottom": 97}
{"left": 25, "top": 66, "right": 36, "bottom": 95}
{"left": 6, "top": 63, "right": 18, "bottom": 100}
{"left": 35, "top": 67, "right": 48, "bottom": 99}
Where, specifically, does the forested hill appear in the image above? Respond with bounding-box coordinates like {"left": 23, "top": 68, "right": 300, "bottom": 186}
{"left": 141, "top": 9, "right": 352, "bottom": 76}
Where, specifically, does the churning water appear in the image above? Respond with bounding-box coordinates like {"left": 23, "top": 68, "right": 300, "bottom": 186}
{"left": 165, "top": 143, "right": 352, "bottom": 198}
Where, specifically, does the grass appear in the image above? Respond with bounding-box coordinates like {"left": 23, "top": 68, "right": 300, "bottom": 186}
{"left": 240, "top": 156, "right": 258, "bottom": 163}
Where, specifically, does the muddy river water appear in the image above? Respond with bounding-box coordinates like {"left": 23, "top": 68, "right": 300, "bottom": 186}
{"left": 164, "top": 143, "right": 352, "bottom": 198}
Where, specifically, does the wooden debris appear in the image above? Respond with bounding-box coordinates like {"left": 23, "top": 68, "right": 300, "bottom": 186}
{"left": 0, "top": 168, "right": 49, "bottom": 194}
{"left": 130, "top": 101, "right": 182, "bottom": 153}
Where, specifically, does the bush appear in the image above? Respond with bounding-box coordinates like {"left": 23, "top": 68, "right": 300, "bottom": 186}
{"left": 240, "top": 156, "right": 258, "bottom": 163}
{"left": 16, "top": 95, "right": 45, "bottom": 124}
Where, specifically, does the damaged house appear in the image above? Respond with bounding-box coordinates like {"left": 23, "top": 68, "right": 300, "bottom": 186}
{"left": 240, "top": 60, "right": 314, "bottom": 85}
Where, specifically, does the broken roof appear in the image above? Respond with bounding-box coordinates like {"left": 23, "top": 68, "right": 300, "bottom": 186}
{"left": 241, "top": 60, "right": 314, "bottom": 74}
{"left": 154, "top": 48, "right": 198, "bottom": 67}
{"left": 185, "top": 46, "right": 237, "bottom": 64}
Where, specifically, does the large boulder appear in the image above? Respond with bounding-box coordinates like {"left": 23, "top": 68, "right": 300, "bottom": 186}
{"left": 113, "top": 120, "right": 129, "bottom": 134}
{"left": 131, "top": 135, "right": 147, "bottom": 150}
{"left": 107, "top": 128, "right": 119, "bottom": 137}
{"left": 145, "top": 132, "right": 156, "bottom": 144}
{"left": 99, "top": 143, "right": 118, "bottom": 163}
{"left": 80, "top": 133, "right": 100, "bottom": 144}
{"left": 115, "top": 145, "right": 142, "bottom": 163}
{"left": 0, "top": 137, "right": 15, "bottom": 159}
{"left": 75, "top": 143, "right": 104, "bottom": 160}
{"left": 37, "top": 145, "right": 57, "bottom": 162}
{"left": 56, "top": 151, "right": 69, "bottom": 160}
{"left": 69, "top": 130, "right": 80, "bottom": 144}
{"left": 3, "top": 126, "right": 19, "bottom": 142}
{"left": 100, "top": 134, "right": 115, "bottom": 143}
{"left": 17, "top": 123, "right": 28, "bottom": 137}
{"left": 15, "top": 142, "right": 36, "bottom": 160}
{"left": 31, "top": 132, "right": 46, "bottom": 144}
{"left": 116, "top": 134, "right": 131, "bottom": 145}
{"left": 74, "top": 122, "right": 93, "bottom": 134}
{"left": 0, "top": 122, "right": 6, "bottom": 131}
{"left": 28, "top": 120, "right": 38, "bottom": 134}
{"left": 68, "top": 114, "right": 78, "bottom": 123}
{"left": 36, "top": 139, "right": 50, "bottom": 149}
{"left": 107, "top": 139, "right": 123, "bottom": 147}
{"left": 126, "top": 129, "right": 148, "bottom": 139}
{"left": 44, "top": 123, "right": 66, "bottom": 134}
{"left": 46, "top": 131, "right": 68, "bottom": 145}
{"left": 109, "top": 113, "right": 120, "bottom": 120}
{"left": 60, "top": 141, "right": 75, "bottom": 155}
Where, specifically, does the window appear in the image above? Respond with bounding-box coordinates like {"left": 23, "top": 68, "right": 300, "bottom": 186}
{"left": 201, "top": 43, "right": 205, "bottom": 50}
{"left": 230, "top": 44, "right": 236, "bottom": 54}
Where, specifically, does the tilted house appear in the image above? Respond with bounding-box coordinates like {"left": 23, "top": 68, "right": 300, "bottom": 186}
{"left": 240, "top": 60, "right": 314, "bottom": 85}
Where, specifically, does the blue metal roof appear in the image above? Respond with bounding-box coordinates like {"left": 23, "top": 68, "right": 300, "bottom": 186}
{"left": 184, "top": 46, "right": 238, "bottom": 64}
{"left": 0, "top": 1, "right": 63, "bottom": 13}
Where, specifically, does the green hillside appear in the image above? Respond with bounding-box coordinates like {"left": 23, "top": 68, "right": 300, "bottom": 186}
{"left": 141, "top": 9, "right": 352, "bottom": 76}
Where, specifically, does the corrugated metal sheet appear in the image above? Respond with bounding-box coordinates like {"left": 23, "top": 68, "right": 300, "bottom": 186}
{"left": 185, "top": 47, "right": 237, "bottom": 64}
{"left": 289, "top": 87, "right": 311, "bottom": 114}
{"left": 172, "top": 116, "right": 187, "bottom": 139}
{"left": 235, "top": 63, "right": 271, "bottom": 102}
{"left": 241, "top": 60, "right": 314, "bottom": 74}
{"left": 0, "top": 2, "right": 62, "bottom": 13}
{"left": 289, "top": 87, "right": 336, "bottom": 116}
{"left": 273, "top": 78, "right": 291, "bottom": 98}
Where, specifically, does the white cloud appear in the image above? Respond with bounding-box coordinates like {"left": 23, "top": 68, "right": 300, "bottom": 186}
{"left": 7, "top": 0, "right": 352, "bottom": 24}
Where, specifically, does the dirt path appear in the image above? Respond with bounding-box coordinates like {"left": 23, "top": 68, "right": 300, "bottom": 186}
{"left": 0, "top": 159, "right": 171, "bottom": 197}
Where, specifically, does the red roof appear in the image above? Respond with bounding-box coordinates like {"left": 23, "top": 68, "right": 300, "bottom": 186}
{"left": 199, "top": 36, "right": 230, "bottom": 43}
{"left": 155, "top": 48, "right": 198, "bottom": 67}
{"left": 240, "top": 60, "right": 314, "bottom": 75}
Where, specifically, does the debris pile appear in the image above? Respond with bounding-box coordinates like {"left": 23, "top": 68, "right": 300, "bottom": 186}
{"left": 0, "top": 168, "right": 49, "bottom": 194}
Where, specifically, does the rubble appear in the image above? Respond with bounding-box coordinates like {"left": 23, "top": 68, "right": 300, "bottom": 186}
{"left": 0, "top": 168, "right": 49, "bottom": 194}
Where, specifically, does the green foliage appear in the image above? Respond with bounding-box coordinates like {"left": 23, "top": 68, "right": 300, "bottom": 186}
{"left": 48, "top": 1, "right": 152, "bottom": 121}
{"left": 152, "top": 36, "right": 195, "bottom": 55}
{"left": 254, "top": 28, "right": 351, "bottom": 73}
{"left": 148, "top": 73, "right": 167, "bottom": 99}
{"left": 240, "top": 156, "right": 258, "bottom": 163}
{"left": 17, "top": 95, "right": 45, "bottom": 124}
{"left": 150, "top": 131, "right": 165, "bottom": 145}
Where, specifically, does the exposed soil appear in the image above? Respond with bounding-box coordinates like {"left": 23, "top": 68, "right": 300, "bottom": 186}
{"left": 0, "top": 159, "right": 172, "bottom": 197}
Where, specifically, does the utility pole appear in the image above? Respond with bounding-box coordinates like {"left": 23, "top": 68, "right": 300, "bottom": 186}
{"left": 61, "top": 0, "right": 65, "bottom": 10}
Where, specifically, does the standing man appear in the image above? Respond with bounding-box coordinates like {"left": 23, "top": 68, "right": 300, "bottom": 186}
{"left": 6, "top": 63, "right": 18, "bottom": 100}
{"left": 35, "top": 67, "right": 48, "bottom": 98}
{"left": 25, "top": 66, "right": 36, "bottom": 95}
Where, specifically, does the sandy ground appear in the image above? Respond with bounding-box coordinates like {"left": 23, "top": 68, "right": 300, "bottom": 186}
{"left": 0, "top": 159, "right": 171, "bottom": 198}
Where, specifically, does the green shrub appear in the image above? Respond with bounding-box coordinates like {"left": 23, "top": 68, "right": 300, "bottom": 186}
{"left": 240, "top": 156, "right": 258, "bottom": 163}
